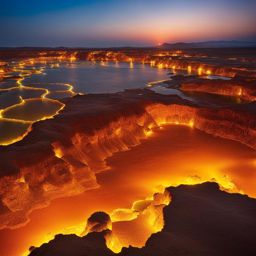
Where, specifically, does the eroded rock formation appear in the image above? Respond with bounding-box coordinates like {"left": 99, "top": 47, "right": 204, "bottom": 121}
{"left": 180, "top": 77, "right": 256, "bottom": 101}
{"left": 28, "top": 182, "right": 256, "bottom": 256}
{"left": 0, "top": 90, "right": 256, "bottom": 229}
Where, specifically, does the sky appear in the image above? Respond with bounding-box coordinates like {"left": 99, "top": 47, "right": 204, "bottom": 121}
{"left": 0, "top": 0, "right": 256, "bottom": 47}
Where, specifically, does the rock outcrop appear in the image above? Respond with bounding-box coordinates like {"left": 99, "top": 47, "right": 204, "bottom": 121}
{"left": 29, "top": 182, "right": 256, "bottom": 256}
{"left": 0, "top": 90, "right": 256, "bottom": 229}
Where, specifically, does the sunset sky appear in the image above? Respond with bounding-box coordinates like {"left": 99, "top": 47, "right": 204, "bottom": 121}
{"left": 1, "top": 0, "right": 256, "bottom": 47}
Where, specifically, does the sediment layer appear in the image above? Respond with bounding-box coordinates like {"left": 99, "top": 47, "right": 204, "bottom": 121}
{"left": 180, "top": 77, "right": 256, "bottom": 101}
{"left": 0, "top": 90, "right": 255, "bottom": 229}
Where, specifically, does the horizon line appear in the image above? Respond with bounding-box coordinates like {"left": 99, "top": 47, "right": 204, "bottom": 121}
{"left": 1, "top": 40, "right": 256, "bottom": 49}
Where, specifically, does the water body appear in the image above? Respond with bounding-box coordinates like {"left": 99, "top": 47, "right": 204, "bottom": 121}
{"left": 0, "top": 62, "right": 168, "bottom": 145}
{"left": 149, "top": 84, "right": 196, "bottom": 102}
{"left": 1, "top": 62, "right": 254, "bottom": 255}
{"left": 25, "top": 61, "right": 169, "bottom": 94}
{"left": 0, "top": 61, "right": 240, "bottom": 145}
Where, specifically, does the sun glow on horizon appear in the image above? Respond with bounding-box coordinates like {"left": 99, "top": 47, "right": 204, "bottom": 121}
{"left": 1, "top": 0, "right": 255, "bottom": 47}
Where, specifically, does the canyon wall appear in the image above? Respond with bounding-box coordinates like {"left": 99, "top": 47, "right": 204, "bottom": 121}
{"left": 180, "top": 79, "right": 256, "bottom": 101}
{"left": 0, "top": 92, "right": 255, "bottom": 229}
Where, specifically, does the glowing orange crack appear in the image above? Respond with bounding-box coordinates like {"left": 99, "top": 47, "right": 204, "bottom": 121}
{"left": 0, "top": 61, "right": 77, "bottom": 146}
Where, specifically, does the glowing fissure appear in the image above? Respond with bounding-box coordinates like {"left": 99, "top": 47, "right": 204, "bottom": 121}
{"left": 1, "top": 50, "right": 253, "bottom": 147}
{"left": 1, "top": 51, "right": 256, "bottom": 256}
{"left": 21, "top": 188, "right": 171, "bottom": 256}
{"left": 0, "top": 59, "right": 76, "bottom": 146}
{"left": 86, "top": 189, "right": 171, "bottom": 253}
{"left": 0, "top": 102, "right": 254, "bottom": 230}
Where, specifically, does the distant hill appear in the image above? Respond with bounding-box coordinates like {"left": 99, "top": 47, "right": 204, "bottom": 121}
{"left": 159, "top": 41, "right": 256, "bottom": 49}
{"left": 1, "top": 41, "right": 256, "bottom": 50}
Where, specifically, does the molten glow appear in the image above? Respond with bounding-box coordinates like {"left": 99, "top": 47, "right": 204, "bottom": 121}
{"left": 111, "top": 209, "right": 139, "bottom": 222}
{"left": 53, "top": 145, "right": 63, "bottom": 159}
{"left": 0, "top": 50, "right": 255, "bottom": 256}
{"left": 94, "top": 190, "right": 171, "bottom": 253}
{"left": 157, "top": 63, "right": 163, "bottom": 69}
{"left": 19, "top": 96, "right": 25, "bottom": 104}
{"left": 3, "top": 118, "right": 256, "bottom": 256}
{"left": 17, "top": 78, "right": 24, "bottom": 87}
{"left": 0, "top": 59, "right": 77, "bottom": 146}
{"left": 147, "top": 79, "right": 168, "bottom": 88}
{"left": 70, "top": 54, "right": 77, "bottom": 62}
{"left": 238, "top": 87, "right": 243, "bottom": 96}
{"left": 189, "top": 119, "right": 194, "bottom": 128}
{"left": 150, "top": 60, "right": 155, "bottom": 67}
{"left": 172, "top": 65, "right": 176, "bottom": 74}
{"left": 105, "top": 232, "right": 123, "bottom": 253}
{"left": 144, "top": 128, "right": 153, "bottom": 137}
{"left": 0, "top": 120, "right": 32, "bottom": 146}
{"left": 198, "top": 67, "right": 203, "bottom": 76}
{"left": 129, "top": 58, "right": 134, "bottom": 69}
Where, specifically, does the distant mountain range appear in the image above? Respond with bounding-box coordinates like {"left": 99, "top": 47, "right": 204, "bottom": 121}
{"left": 1, "top": 41, "right": 256, "bottom": 50}
{"left": 158, "top": 41, "right": 256, "bottom": 49}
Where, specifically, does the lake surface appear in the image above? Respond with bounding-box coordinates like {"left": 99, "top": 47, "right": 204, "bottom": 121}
{"left": 25, "top": 61, "right": 169, "bottom": 94}
{"left": 0, "top": 61, "right": 168, "bottom": 145}
{"left": 1, "top": 61, "right": 254, "bottom": 255}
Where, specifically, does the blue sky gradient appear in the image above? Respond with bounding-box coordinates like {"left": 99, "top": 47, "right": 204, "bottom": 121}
{"left": 1, "top": 0, "right": 256, "bottom": 47}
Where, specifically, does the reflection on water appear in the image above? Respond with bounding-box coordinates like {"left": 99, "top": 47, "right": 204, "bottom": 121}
{"left": 169, "top": 69, "right": 232, "bottom": 81}
{"left": 205, "top": 75, "right": 232, "bottom": 80}
{"left": 0, "top": 80, "right": 18, "bottom": 90}
{"left": 0, "top": 60, "right": 236, "bottom": 146}
{"left": 26, "top": 62, "right": 169, "bottom": 94}
{"left": 149, "top": 84, "right": 195, "bottom": 102}
{"left": 0, "top": 119, "right": 31, "bottom": 145}
{"left": 2, "top": 98, "right": 64, "bottom": 122}
{"left": 1, "top": 125, "right": 255, "bottom": 256}
{"left": 0, "top": 61, "right": 168, "bottom": 145}
{"left": 0, "top": 88, "right": 45, "bottom": 109}
{"left": 23, "top": 83, "right": 69, "bottom": 92}
{"left": 0, "top": 57, "right": 253, "bottom": 255}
